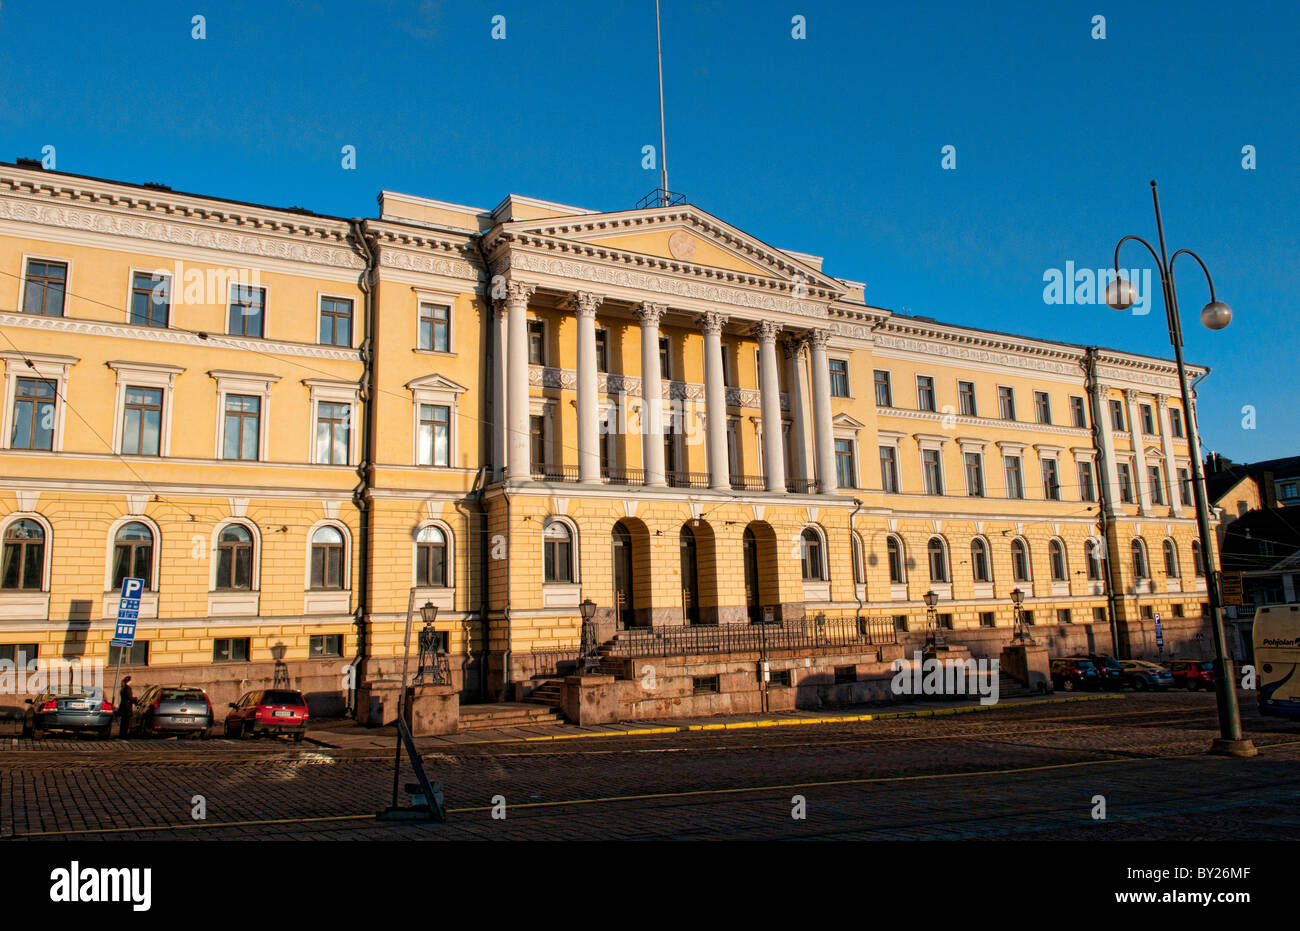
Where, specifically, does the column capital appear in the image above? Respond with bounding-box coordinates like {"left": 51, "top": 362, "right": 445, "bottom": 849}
{"left": 565, "top": 291, "right": 605, "bottom": 318}
{"left": 780, "top": 334, "right": 806, "bottom": 360}
{"left": 1124, "top": 388, "right": 1141, "bottom": 404}
{"left": 699, "top": 311, "right": 729, "bottom": 335}
{"left": 497, "top": 279, "right": 537, "bottom": 308}
{"left": 636, "top": 302, "right": 667, "bottom": 327}
{"left": 1153, "top": 393, "right": 1168, "bottom": 408}
{"left": 805, "top": 328, "right": 830, "bottom": 351}
{"left": 752, "top": 320, "right": 782, "bottom": 343}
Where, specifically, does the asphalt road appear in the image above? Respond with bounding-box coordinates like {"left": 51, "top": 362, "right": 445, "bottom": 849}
{"left": 3, "top": 691, "right": 1297, "bottom": 841}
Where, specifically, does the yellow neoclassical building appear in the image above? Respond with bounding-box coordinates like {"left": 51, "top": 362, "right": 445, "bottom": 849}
{"left": 0, "top": 160, "right": 1218, "bottom": 712}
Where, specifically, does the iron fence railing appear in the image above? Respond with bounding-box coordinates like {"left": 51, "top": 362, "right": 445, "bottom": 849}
{"left": 668, "top": 470, "right": 712, "bottom": 489}
{"left": 729, "top": 474, "right": 766, "bottom": 492}
{"left": 525, "top": 648, "right": 581, "bottom": 678}
{"left": 531, "top": 463, "right": 579, "bottom": 483}
{"left": 602, "top": 467, "right": 646, "bottom": 486}
{"left": 785, "top": 479, "right": 819, "bottom": 494}
{"left": 605, "top": 615, "right": 896, "bottom": 659}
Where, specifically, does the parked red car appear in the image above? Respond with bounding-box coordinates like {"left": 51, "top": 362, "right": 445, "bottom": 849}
{"left": 1168, "top": 660, "right": 1216, "bottom": 690}
{"left": 223, "top": 689, "right": 309, "bottom": 740}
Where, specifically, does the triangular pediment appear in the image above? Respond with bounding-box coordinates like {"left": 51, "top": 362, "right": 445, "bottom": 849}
{"left": 833, "top": 413, "right": 867, "bottom": 430}
{"left": 503, "top": 204, "right": 845, "bottom": 299}
{"left": 405, "top": 373, "right": 467, "bottom": 394}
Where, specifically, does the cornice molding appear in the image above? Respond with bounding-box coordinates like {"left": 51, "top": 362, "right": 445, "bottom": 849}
{"left": 527, "top": 364, "right": 786, "bottom": 410}
{"left": 875, "top": 404, "right": 1091, "bottom": 439}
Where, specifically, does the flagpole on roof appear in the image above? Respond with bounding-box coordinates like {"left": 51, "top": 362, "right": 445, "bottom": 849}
{"left": 655, "top": 0, "right": 669, "bottom": 206}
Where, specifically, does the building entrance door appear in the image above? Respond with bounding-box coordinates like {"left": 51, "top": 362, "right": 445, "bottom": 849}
{"left": 680, "top": 524, "right": 700, "bottom": 625}
{"left": 743, "top": 526, "right": 762, "bottom": 624}
{"left": 612, "top": 522, "right": 636, "bottom": 629}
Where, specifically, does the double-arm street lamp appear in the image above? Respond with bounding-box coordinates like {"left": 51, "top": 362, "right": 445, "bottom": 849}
{"left": 1105, "top": 181, "right": 1256, "bottom": 758}
{"left": 923, "top": 590, "right": 941, "bottom": 650}
{"left": 1010, "top": 588, "right": 1028, "bottom": 643}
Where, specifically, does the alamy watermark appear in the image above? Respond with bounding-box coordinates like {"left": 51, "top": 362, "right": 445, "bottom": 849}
{"left": 890, "top": 651, "right": 1000, "bottom": 705}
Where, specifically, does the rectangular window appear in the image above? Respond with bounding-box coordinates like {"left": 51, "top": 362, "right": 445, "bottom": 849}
{"left": 0, "top": 643, "right": 39, "bottom": 666}
{"left": 979, "top": 611, "right": 995, "bottom": 629}
{"left": 879, "top": 446, "right": 899, "bottom": 493}
{"left": 692, "top": 675, "right": 720, "bottom": 695}
{"left": 1070, "top": 395, "right": 1087, "bottom": 429}
{"left": 834, "top": 439, "right": 856, "bottom": 488}
{"left": 1078, "top": 460, "right": 1096, "bottom": 502}
{"left": 227, "top": 284, "right": 265, "bottom": 338}
{"left": 316, "top": 401, "right": 350, "bottom": 465}
{"left": 320, "top": 297, "right": 353, "bottom": 347}
{"left": 222, "top": 394, "right": 261, "bottom": 461}
{"left": 958, "top": 381, "right": 976, "bottom": 417}
{"left": 1021, "top": 610, "right": 1035, "bottom": 627}
{"left": 893, "top": 615, "right": 909, "bottom": 632}
{"left": 1169, "top": 407, "right": 1184, "bottom": 438}
{"left": 1148, "top": 465, "right": 1165, "bottom": 505}
{"left": 595, "top": 329, "right": 609, "bottom": 373}
{"left": 1093, "top": 607, "right": 1107, "bottom": 624}
{"left": 418, "top": 404, "right": 450, "bottom": 467}
{"left": 659, "top": 336, "right": 671, "bottom": 380}
{"left": 1140, "top": 403, "right": 1156, "bottom": 435}
{"left": 922, "top": 449, "right": 943, "bottom": 495}
{"left": 965, "top": 451, "right": 984, "bottom": 497}
{"left": 1117, "top": 463, "right": 1134, "bottom": 503}
{"left": 1056, "top": 608, "right": 1072, "bottom": 625}
{"left": 1042, "top": 459, "right": 1061, "bottom": 500}
{"left": 309, "top": 634, "right": 343, "bottom": 658}
{"left": 829, "top": 359, "right": 850, "bottom": 397}
{"left": 768, "top": 669, "right": 792, "bottom": 688}
{"left": 418, "top": 303, "right": 450, "bottom": 352}
{"left": 916, "top": 375, "right": 936, "bottom": 412}
{"left": 1109, "top": 398, "right": 1126, "bottom": 431}
{"left": 11, "top": 377, "right": 56, "bottom": 451}
{"left": 108, "top": 640, "right": 149, "bottom": 666}
{"left": 1034, "top": 391, "right": 1052, "bottom": 425}
{"left": 122, "top": 386, "right": 163, "bottom": 456}
{"left": 834, "top": 665, "right": 856, "bottom": 685}
{"left": 529, "top": 414, "right": 545, "bottom": 468}
{"left": 1178, "top": 468, "right": 1193, "bottom": 506}
{"left": 528, "top": 320, "right": 546, "bottom": 365}
{"left": 873, "top": 370, "right": 893, "bottom": 407}
{"left": 937, "top": 613, "right": 954, "bottom": 630}
{"left": 1004, "top": 455, "right": 1024, "bottom": 499}
{"left": 1140, "top": 605, "right": 1154, "bottom": 620}
{"left": 130, "top": 272, "right": 170, "bottom": 328}
{"left": 1172, "top": 603, "right": 1185, "bottom": 618}
{"left": 212, "top": 637, "right": 251, "bottom": 663}
{"left": 997, "top": 386, "right": 1016, "bottom": 421}
{"left": 22, "top": 259, "right": 67, "bottom": 316}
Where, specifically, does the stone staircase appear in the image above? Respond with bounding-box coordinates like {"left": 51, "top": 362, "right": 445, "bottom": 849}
{"left": 997, "top": 670, "right": 1041, "bottom": 699}
{"left": 457, "top": 702, "right": 566, "bottom": 731}
{"left": 524, "top": 679, "right": 564, "bottom": 707}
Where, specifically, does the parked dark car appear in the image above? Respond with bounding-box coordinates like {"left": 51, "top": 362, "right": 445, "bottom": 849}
{"left": 1169, "top": 660, "right": 1216, "bottom": 690}
{"left": 22, "top": 688, "right": 114, "bottom": 738}
{"left": 1050, "top": 657, "right": 1100, "bottom": 691}
{"left": 224, "top": 689, "right": 309, "bottom": 740}
{"left": 133, "top": 685, "right": 213, "bottom": 738}
{"left": 1074, "top": 654, "right": 1126, "bottom": 690}
{"left": 1119, "top": 659, "right": 1174, "bottom": 691}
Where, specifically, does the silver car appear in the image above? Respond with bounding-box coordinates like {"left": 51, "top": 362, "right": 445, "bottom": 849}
{"left": 22, "top": 688, "right": 115, "bottom": 738}
{"left": 133, "top": 685, "right": 214, "bottom": 738}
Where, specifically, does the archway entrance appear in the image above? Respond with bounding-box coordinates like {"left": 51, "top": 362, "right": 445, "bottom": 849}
{"left": 742, "top": 522, "right": 781, "bottom": 624}
{"left": 743, "top": 526, "right": 761, "bottom": 624}
{"left": 612, "top": 521, "right": 636, "bottom": 629}
{"left": 680, "top": 524, "right": 700, "bottom": 625}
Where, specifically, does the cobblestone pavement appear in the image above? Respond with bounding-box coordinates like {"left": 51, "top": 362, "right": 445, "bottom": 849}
{"left": 2, "top": 691, "right": 1296, "bottom": 840}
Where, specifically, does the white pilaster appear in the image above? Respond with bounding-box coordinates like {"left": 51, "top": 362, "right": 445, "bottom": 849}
{"left": 1091, "top": 381, "right": 1122, "bottom": 517}
{"left": 783, "top": 336, "right": 811, "bottom": 491}
{"left": 1127, "top": 389, "right": 1153, "bottom": 516}
{"left": 637, "top": 302, "right": 668, "bottom": 487}
{"left": 491, "top": 297, "right": 508, "bottom": 478}
{"left": 1155, "top": 393, "right": 1182, "bottom": 517}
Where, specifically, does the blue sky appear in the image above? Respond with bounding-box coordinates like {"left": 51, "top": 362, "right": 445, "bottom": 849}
{"left": 2, "top": 0, "right": 1296, "bottom": 460}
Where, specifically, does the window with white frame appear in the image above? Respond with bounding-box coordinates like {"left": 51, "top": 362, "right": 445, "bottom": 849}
{"left": 415, "top": 525, "right": 448, "bottom": 587}
{"left": 1131, "top": 538, "right": 1150, "bottom": 580}
{"left": 800, "top": 527, "right": 826, "bottom": 582}
{"left": 927, "top": 536, "right": 949, "bottom": 583}
{"left": 828, "top": 359, "right": 850, "bottom": 397}
{"left": 2, "top": 353, "right": 74, "bottom": 453}
{"left": 227, "top": 283, "right": 266, "bottom": 338}
{"left": 886, "top": 535, "right": 906, "bottom": 583}
{"left": 418, "top": 302, "right": 451, "bottom": 352}
{"left": 1086, "top": 539, "right": 1105, "bottom": 580}
{"left": 1048, "top": 539, "right": 1067, "bottom": 581}
{"left": 543, "top": 519, "right": 575, "bottom": 583}
{"left": 211, "top": 371, "right": 278, "bottom": 463}
{"left": 23, "top": 258, "right": 67, "bottom": 317}
{"left": 310, "top": 525, "right": 348, "bottom": 590}
{"left": 1011, "top": 538, "right": 1031, "bottom": 582}
{"left": 970, "top": 537, "right": 992, "bottom": 582}
{"left": 406, "top": 374, "right": 466, "bottom": 468}
{"left": 130, "top": 271, "right": 171, "bottom": 328}
{"left": 111, "top": 520, "right": 156, "bottom": 591}
{"left": 109, "top": 361, "right": 181, "bottom": 458}
{"left": 1, "top": 517, "right": 48, "bottom": 591}
{"left": 213, "top": 522, "right": 257, "bottom": 591}
{"left": 319, "top": 296, "right": 354, "bottom": 347}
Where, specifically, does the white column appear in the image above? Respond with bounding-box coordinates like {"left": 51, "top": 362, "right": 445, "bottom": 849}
{"left": 1155, "top": 393, "right": 1182, "bottom": 517}
{"left": 569, "top": 291, "right": 603, "bottom": 484}
{"left": 505, "top": 280, "right": 535, "bottom": 482}
{"left": 701, "top": 312, "right": 730, "bottom": 491}
{"left": 637, "top": 302, "right": 667, "bottom": 487}
{"left": 491, "top": 298, "right": 508, "bottom": 478}
{"left": 807, "top": 329, "right": 837, "bottom": 494}
{"left": 783, "top": 336, "right": 811, "bottom": 492}
{"left": 1091, "top": 381, "right": 1122, "bottom": 517}
{"left": 1127, "top": 389, "right": 1153, "bottom": 516}
{"left": 755, "top": 321, "right": 786, "bottom": 493}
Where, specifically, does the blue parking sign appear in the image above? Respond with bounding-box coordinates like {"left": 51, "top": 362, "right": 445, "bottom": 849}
{"left": 111, "top": 577, "right": 144, "bottom": 647}
{"left": 1154, "top": 612, "right": 1164, "bottom": 655}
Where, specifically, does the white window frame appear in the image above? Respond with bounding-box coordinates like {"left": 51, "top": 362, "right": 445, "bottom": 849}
{"left": 528, "top": 316, "right": 549, "bottom": 367}
{"left": 828, "top": 357, "right": 851, "bottom": 398}
{"left": 126, "top": 266, "right": 174, "bottom": 328}
{"left": 406, "top": 373, "right": 467, "bottom": 468}
{"left": 225, "top": 280, "right": 270, "bottom": 339}
{"left": 19, "top": 253, "right": 73, "bottom": 318}
{"left": 109, "top": 361, "right": 183, "bottom": 457}
{"left": 542, "top": 516, "right": 581, "bottom": 607}
{"left": 415, "top": 289, "right": 457, "bottom": 354}
{"left": 305, "top": 519, "right": 353, "bottom": 592}
{"left": 317, "top": 291, "right": 357, "bottom": 349}
{"left": 305, "top": 379, "right": 360, "bottom": 466}
{"left": 413, "top": 519, "right": 455, "bottom": 611}
{"left": 997, "top": 441, "right": 1027, "bottom": 499}
{"left": 104, "top": 515, "right": 163, "bottom": 594}
{"left": 208, "top": 518, "right": 261, "bottom": 617}
{"left": 210, "top": 370, "right": 279, "bottom": 462}
{"left": 915, "top": 434, "right": 948, "bottom": 496}
{"left": 0, "top": 511, "right": 54, "bottom": 593}
{"left": 0, "top": 352, "right": 76, "bottom": 452}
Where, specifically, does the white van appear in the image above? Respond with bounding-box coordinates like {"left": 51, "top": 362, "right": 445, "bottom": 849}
{"left": 1253, "top": 604, "right": 1300, "bottom": 720}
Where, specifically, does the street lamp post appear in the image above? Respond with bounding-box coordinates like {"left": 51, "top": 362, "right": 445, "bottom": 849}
{"left": 579, "top": 598, "right": 600, "bottom": 674}
{"left": 1010, "top": 587, "right": 1028, "bottom": 643}
{"left": 1106, "top": 180, "right": 1256, "bottom": 758}
{"left": 923, "top": 590, "right": 941, "bottom": 650}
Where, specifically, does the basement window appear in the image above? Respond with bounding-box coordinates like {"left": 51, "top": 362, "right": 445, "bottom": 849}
{"left": 768, "top": 670, "right": 792, "bottom": 688}
{"left": 692, "top": 675, "right": 719, "bottom": 695}
{"left": 834, "top": 665, "right": 856, "bottom": 684}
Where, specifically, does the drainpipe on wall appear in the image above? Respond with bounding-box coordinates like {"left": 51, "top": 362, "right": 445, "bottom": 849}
{"left": 452, "top": 466, "right": 489, "bottom": 701}
{"left": 500, "top": 484, "right": 513, "bottom": 701}
{"left": 849, "top": 497, "right": 864, "bottom": 627}
{"left": 347, "top": 218, "right": 379, "bottom": 714}
{"left": 1083, "top": 347, "right": 1123, "bottom": 656}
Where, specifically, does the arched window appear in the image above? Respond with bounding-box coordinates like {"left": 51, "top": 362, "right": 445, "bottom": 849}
{"left": 1131, "top": 538, "right": 1150, "bottom": 580}
{"left": 851, "top": 532, "right": 865, "bottom": 585}
{"left": 215, "top": 524, "right": 254, "bottom": 591}
{"left": 800, "top": 527, "right": 825, "bottom": 582}
{"left": 1049, "top": 539, "right": 1067, "bottom": 582}
{"left": 311, "top": 526, "right": 346, "bottom": 590}
{"left": 1011, "top": 538, "right": 1031, "bottom": 583}
{"left": 970, "top": 537, "right": 991, "bottom": 583}
{"left": 886, "top": 535, "right": 905, "bottom": 584}
{"left": 1192, "top": 540, "right": 1205, "bottom": 577}
{"left": 927, "top": 536, "right": 949, "bottom": 583}
{"left": 416, "top": 525, "right": 447, "bottom": 587}
{"left": 1, "top": 519, "right": 46, "bottom": 591}
{"left": 1163, "top": 538, "right": 1179, "bottom": 578}
{"left": 543, "top": 520, "right": 574, "bottom": 583}
{"left": 112, "top": 521, "right": 154, "bottom": 590}
{"left": 1086, "top": 539, "right": 1105, "bottom": 581}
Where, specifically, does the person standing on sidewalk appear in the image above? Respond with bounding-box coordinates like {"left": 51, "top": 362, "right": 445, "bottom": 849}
{"left": 117, "top": 676, "right": 133, "bottom": 739}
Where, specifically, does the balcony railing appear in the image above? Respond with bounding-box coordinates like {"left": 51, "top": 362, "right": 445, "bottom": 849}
{"left": 729, "top": 474, "right": 766, "bottom": 492}
{"left": 785, "top": 479, "right": 819, "bottom": 494}
{"left": 531, "top": 463, "right": 579, "bottom": 483}
{"left": 668, "top": 471, "right": 712, "bottom": 489}
{"left": 602, "top": 467, "right": 646, "bottom": 486}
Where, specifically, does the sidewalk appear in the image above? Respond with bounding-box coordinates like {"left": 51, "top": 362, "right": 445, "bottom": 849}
{"left": 308, "top": 692, "right": 1125, "bottom": 751}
